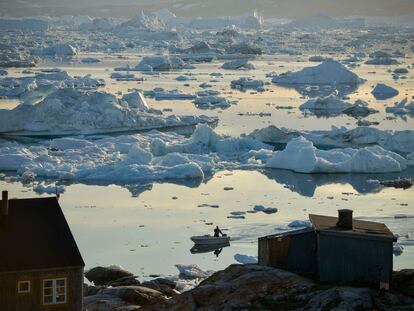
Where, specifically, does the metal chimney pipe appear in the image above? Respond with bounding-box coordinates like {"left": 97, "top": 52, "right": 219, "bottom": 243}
{"left": 337, "top": 209, "right": 353, "bottom": 229}
{"left": 2, "top": 190, "right": 8, "bottom": 216}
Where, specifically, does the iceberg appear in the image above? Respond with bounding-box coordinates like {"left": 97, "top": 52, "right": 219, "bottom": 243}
{"left": 32, "top": 44, "right": 78, "bottom": 57}
{"left": 0, "top": 89, "right": 214, "bottom": 136}
{"left": 265, "top": 137, "right": 407, "bottom": 173}
{"left": 222, "top": 59, "right": 255, "bottom": 70}
{"left": 299, "top": 95, "right": 352, "bottom": 111}
{"left": 194, "top": 95, "right": 230, "bottom": 109}
{"left": 136, "top": 56, "right": 194, "bottom": 72}
{"left": 386, "top": 98, "right": 414, "bottom": 115}
{"left": 250, "top": 126, "right": 414, "bottom": 154}
{"left": 272, "top": 60, "right": 364, "bottom": 85}
{"left": 371, "top": 83, "right": 399, "bottom": 100}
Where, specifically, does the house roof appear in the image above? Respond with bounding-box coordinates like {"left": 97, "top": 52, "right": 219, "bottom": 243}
{"left": 0, "top": 197, "right": 85, "bottom": 273}
{"left": 309, "top": 214, "right": 395, "bottom": 241}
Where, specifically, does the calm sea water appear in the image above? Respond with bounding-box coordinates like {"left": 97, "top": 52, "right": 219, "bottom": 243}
{"left": 1, "top": 54, "right": 413, "bottom": 277}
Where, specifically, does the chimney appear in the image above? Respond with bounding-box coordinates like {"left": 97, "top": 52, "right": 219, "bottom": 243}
{"left": 2, "top": 191, "right": 8, "bottom": 216}
{"left": 337, "top": 209, "right": 353, "bottom": 229}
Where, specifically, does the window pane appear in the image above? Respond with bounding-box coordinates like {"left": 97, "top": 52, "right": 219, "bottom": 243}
{"left": 56, "top": 279, "right": 65, "bottom": 287}
{"left": 56, "top": 287, "right": 65, "bottom": 295}
{"left": 18, "top": 281, "right": 29, "bottom": 292}
{"left": 56, "top": 294, "right": 66, "bottom": 303}
{"left": 44, "top": 280, "right": 53, "bottom": 288}
{"left": 44, "top": 288, "right": 52, "bottom": 296}
{"left": 44, "top": 295, "right": 53, "bottom": 304}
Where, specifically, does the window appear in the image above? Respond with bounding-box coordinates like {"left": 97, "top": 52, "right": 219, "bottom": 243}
{"left": 43, "top": 278, "right": 67, "bottom": 305}
{"left": 17, "top": 280, "right": 31, "bottom": 293}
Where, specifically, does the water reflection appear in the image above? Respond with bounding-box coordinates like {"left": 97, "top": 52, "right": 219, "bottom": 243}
{"left": 274, "top": 83, "right": 359, "bottom": 98}
{"left": 261, "top": 167, "right": 414, "bottom": 197}
{"left": 190, "top": 242, "right": 230, "bottom": 257}
{"left": 3, "top": 166, "right": 414, "bottom": 199}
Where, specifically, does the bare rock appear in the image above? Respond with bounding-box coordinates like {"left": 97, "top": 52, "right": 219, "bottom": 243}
{"left": 141, "top": 278, "right": 178, "bottom": 297}
{"left": 107, "top": 276, "right": 140, "bottom": 287}
{"left": 86, "top": 266, "right": 134, "bottom": 286}
{"left": 100, "top": 286, "right": 166, "bottom": 306}
{"left": 141, "top": 264, "right": 314, "bottom": 310}
{"left": 393, "top": 269, "right": 414, "bottom": 297}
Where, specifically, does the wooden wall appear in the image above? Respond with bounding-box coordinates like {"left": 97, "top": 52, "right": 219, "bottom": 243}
{"left": 258, "top": 229, "right": 317, "bottom": 276}
{"left": 0, "top": 266, "right": 83, "bottom": 311}
{"left": 318, "top": 233, "right": 393, "bottom": 287}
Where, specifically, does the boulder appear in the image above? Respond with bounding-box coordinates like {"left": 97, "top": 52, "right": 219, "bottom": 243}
{"left": 141, "top": 264, "right": 314, "bottom": 310}
{"left": 100, "top": 286, "right": 166, "bottom": 305}
{"left": 141, "top": 278, "right": 178, "bottom": 297}
{"left": 85, "top": 266, "right": 134, "bottom": 285}
{"left": 393, "top": 269, "right": 414, "bottom": 297}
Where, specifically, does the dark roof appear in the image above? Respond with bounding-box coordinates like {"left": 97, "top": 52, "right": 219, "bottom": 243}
{"left": 0, "top": 197, "right": 84, "bottom": 273}
{"left": 309, "top": 214, "right": 395, "bottom": 241}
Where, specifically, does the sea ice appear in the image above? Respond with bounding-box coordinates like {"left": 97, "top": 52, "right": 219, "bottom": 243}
{"left": 234, "top": 254, "right": 258, "bottom": 264}
{"left": 371, "top": 83, "right": 399, "bottom": 100}
{"left": 299, "top": 95, "right": 352, "bottom": 111}
{"left": 266, "top": 136, "right": 408, "bottom": 173}
{"left": 0, "top": 88, "right": 213, "bottom": 135}
{"left": 222, "top": 59, "right": 255, "bottom": 70}
{"left": 272, "top": 60, "right": 364, "bottom": 85}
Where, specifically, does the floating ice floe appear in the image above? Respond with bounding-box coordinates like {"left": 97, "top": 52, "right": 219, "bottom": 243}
{"left": 194, "top": 95, "right": 231, "bottom": 109}
{"left": 385, "top": 98, "right": 414, "bottom": 116}
{"left": 0, "top": 44, "right": 37, "bottom": 67}
{"left": 32, "top": 43, "right": 78, "bottom": 57}
{"left": 288, "top": 220, "right": 312, "bottom": 228}
{"left": 0, "top": 89, "right": 213, "bottom": 136}
{"left": 365, "top": 51, "right": 399, "bottom": 65}
{"left": 265, "top": 136, "right": 407, "bottom": 173}
{"left": 371, "top": 83, "right": 399, "bottom": 100}
{"left": 154, "top": 90, "right": 196, "bottom": 101}
{"left": 253, "top": 205, "right": 278, "bottom": 214}
{"left": 0, "top": 124, "right": 272, "bottom": 186}
{"left": 300, "top": 95, "right": 352, "bottom": 111}
{"left": 272, "top": 60, "right": 364, "bottom": 85}
{"left": 136, "top": 56, "right": 194, "bottom": 72}
{"left": 231, "top": 77, "right": 265, "bottom": 90}
{"left": 81, "top": 57, "right": 101, "bottom": 63}
{"left": 222, "top": 59, "right": 255, "bottom": 70}
{"left": 300, "top": 96, "right": 378, "bottom": 117}
{"left": 234, "top": 254, "right": 258, "bottom": 264}
{"left": 249, "top": 125, "right": 414, "bottom": 154}
{"left": 0, "top": 71, "right": 105, "bottom": 99}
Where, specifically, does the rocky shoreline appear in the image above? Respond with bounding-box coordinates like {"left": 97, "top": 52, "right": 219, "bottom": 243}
{"left": 83, "top": 264, "right": 414, "bottom": 311}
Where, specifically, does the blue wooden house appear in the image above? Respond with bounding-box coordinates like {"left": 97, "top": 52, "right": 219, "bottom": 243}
{"left": 258, "top": 209, "right": 396, "bottom": 289}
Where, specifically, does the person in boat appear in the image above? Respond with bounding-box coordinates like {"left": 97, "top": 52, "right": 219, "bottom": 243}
{"left": 214, "top": 226, "right": 223, "bottom": 237}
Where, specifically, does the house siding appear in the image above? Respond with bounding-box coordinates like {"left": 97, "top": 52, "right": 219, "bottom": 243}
{"left": 258, "top": 229, "right": 317, "bottom": 276}
{"left": 0, "top": 266, "right": 83, "bottom": 311}
{"left": 317, "top": 233, "right": 393, "bottom": 287}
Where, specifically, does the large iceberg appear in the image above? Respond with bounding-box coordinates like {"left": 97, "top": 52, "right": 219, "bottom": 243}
{"left": 266, "top": 137, "right": 407, "bottom": 173}
{"left": 0, "top": 89, "right": 214, "bottom": 136}
{"left": 249, "top": 126, "right": 414, "bottom": 154}
{"left": 272, "top": 60, "right": 364, "bottom": 85}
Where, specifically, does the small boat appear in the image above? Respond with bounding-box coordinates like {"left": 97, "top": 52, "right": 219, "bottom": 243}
{"left": 190, "top": 235, "right": 230, "bottom": 245}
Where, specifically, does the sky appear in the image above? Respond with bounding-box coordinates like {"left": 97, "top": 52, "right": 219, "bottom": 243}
{"left": 1, "top": 0, "right": 413, "bottom": 18}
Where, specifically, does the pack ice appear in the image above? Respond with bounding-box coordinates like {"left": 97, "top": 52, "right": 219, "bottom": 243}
{"left": 266, "top": 137, "right": 407, "bottom": 173}
{"left": 250, "top": 125, "right": 414, "bottom": 154}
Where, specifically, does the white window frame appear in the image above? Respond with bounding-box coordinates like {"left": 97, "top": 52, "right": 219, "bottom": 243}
{"left": 42, "top": 278, "right": 67, "bottom": 305}
{"left": 17, "top": 280, "right": 31, "bottom": 293}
